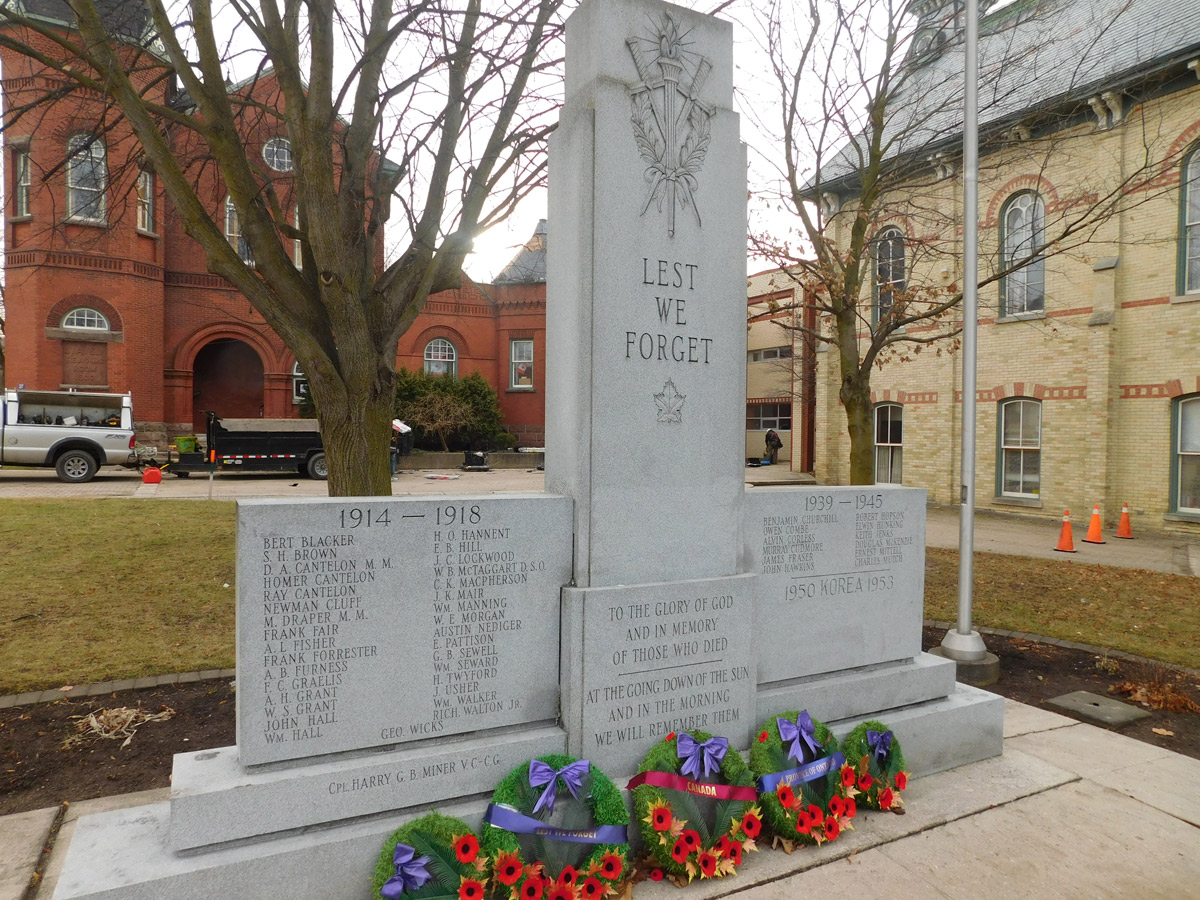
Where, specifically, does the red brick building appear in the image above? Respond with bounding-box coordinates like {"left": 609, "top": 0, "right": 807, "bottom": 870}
{"left": 1, "top": 8, "right": 547, "bottom": 447}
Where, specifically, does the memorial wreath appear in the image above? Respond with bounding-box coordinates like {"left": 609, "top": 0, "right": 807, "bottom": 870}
{"left": 480, "top": 755, "right": 630, "bottom": 900}
{"left": 839, "top": 720, "right": 909, "bottom": 812}
{"left": 372, "top": 812, "right": 489, "bottom": 900}
{"left": 748, "top": 710, "right": 855, "bottom": 849}
{"left": 628, "top": 731, "right": 761, "bottom": 883}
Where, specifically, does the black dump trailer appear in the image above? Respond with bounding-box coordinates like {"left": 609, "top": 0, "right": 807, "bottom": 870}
{"left": 167, "top": 412, "right": 327, "bottom": 479}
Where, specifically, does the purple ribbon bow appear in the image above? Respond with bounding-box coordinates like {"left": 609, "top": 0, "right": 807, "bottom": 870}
{"left": 529, "top": 758, "right": 591, "bottom": 815}
{"left": 866, "top": 729, "right": 893, "bottom": 767}
{"left": 778, "top": 711, "right": 822, "bottom": 763}
{"left": 676, "top": 733, "right": 728, "bottom": 779}
{"left": 380, "top": 843, "right": 432, "bottom": 899}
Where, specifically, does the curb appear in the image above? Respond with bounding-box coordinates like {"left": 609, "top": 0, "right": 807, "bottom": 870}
{"left": 0, "top": 669, "right": 235, "bottom": 711}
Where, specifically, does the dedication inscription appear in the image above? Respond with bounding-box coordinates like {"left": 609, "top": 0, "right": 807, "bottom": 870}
{"left": 746, "top": 487, "right": 925, "bottom": 683}
{"left": 238, "top": 495, "right": 572, "bottom": 765}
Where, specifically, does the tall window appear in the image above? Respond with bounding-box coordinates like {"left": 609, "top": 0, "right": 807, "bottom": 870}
{"left": 293, "top": 204, "right": 303, "bottom": 270}
{"left": 1182, "top": 148, "right": 1200, "bottom": 294}
{"left": 746, "top": 402, "right": 791, "bottom": 431}
{"left": 999, "top": 398, "right": 1041, "bottom": 498}
{"left": 874, "top": 227, "right": 906, "bottom": 323}
{"left": 224, "top": 196, "right": 255, "bottom": 265}
{"left": 13, "top": 148, "right": 30, "bottom": 217}
{"left": 1174, "top": 395, "right": 1200, "bottom": 513}
{"left": 510, "top": 339, "right": 534, "bottom": 389}
{"left": 424, "top": 338, "right": 457, "bottom": 377}
{"left": 62, "top": 307, "right": 109, "bottom": 330}
{"left": 136, "top": 170, "right": 155, "bottom": 232}
{"left": 1000, "top": 192, "right": 1045, "bottom": 316}
{"left": 66, "top": 134, "right": 106, "bottom": 222}
{"left": 874, "top": 403, "right": 903, "bottom": 484}
{"left": 292, "top": 362, "right": 309, "bottom": 404}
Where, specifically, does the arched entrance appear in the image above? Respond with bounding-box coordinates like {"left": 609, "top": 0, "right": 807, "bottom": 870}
{"left": 192, "top": 338, "right": 265, "bottom": 431}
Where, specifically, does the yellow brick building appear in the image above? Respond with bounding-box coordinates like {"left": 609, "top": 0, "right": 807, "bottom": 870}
{"left": 808, "top": 0, "right": 1200, "bottom": 536}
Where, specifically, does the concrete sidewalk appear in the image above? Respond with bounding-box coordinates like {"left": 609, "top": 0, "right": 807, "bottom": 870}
{"left": 4, "top": 699, "right": 1198, "bottom": 899}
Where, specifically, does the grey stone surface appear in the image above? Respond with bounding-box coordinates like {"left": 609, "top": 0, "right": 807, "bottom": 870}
{"left": 926, "top": 646, "right": 1001, "bottom": 685}
{"left": 1001, "top": 698, "right": 1077, "bottom": 738}
{"left": 169, "top": 725, "right": 567, "bottom": 851}
{"left": 545, "top": 0, "right": 748, "bottom": 589}
{"left": 236, "top": 494, "right": 571, "bottom": 764}
{"left": 0, "top": 805, "right": 56, "bottom": 900}
{"left": 745, "top": 487, "right": 926, "bottom": 681}
{"left": 564, "top": 575, "right": 756, "bottom": 773}
{"left": 1045, "top": 690, "right": 1152, "bottom": 727}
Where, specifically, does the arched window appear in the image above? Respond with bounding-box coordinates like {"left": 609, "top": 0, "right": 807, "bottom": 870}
{"left": 424, "top": 338, "right": 457, "bottom": 377}
{"left": 874, "top": 403, "right": 903, "bottom": 484}
{"left": 1173, "top": 394, "right": 1200, "bottom": 514}
{"left": 224, "top": 196, "right": 255, "bottom": 266}
{"left": 1181, "top": 148, "right": 1200, "bottom": 295}
{"left": 66, "top": 134, "right": 106, "bottom": 222}
{"left": 874, "top": 227, "right": 906, "bottom": 324}
{"left": 998, "top": 398, "right": 1041, "bottom": 498}
{"left": 263, "top": 137, "right": 293, "bottom": 172}
{"left": 1000, "top": 192, "right": 1045, "bottom": 316}
{"left": 61, "top": 307, "right": 110, "bottom": 331}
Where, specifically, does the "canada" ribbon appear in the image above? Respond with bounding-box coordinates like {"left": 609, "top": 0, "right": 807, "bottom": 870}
{"left": 625, "top": 770, "right": 758, "bottom": 801}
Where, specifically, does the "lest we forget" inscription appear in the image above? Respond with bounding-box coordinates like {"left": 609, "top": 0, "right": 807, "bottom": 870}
{"left": 237, "top": 495, "right": 572, "bottom": 765}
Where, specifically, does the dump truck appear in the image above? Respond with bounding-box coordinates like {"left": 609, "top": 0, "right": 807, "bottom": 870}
{"left": 0, "top": 389, "right": 138, "bottom": 482}
{"left": 166, "top": 411, "right": 327, "bottom": 479}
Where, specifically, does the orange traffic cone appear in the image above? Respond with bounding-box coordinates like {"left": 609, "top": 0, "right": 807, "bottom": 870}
{"left": 1054, "top": 509, "right": 1076, "bottom": 552}
{"left": 1116, "top": 503, "right": 1134, "bottom": 539}
{"left": 1082, "top": 504, "right": 1106, "bottom": 544}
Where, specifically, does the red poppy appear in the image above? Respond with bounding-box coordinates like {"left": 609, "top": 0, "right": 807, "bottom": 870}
{"left": 666, "top": 732, "right": 676, "bottom": 741}
{"left": 651, "top": 807, "right": 671, "bottom": 832}
{"left": 558, "top": 867, "right": 579, "bottom": 887}
{"left": 681, "top": 830, "right": 701, "bottom": 851}
{"left": 726, "top": 842, "right": 742, "bottom": 866}
{"left": 599, "top": 854, "right": 623, "bottom": 880}
{"left": 879, "top": 788, "right": 894, "bottom": 810}
{"left": 547, "top": 885, "right": 574, "bottom": 900}
{"left": 828, "top": 795, "right": 844, "bottom": 817}
{"left": 795, "top": 811, "right": 812, "bottom": 835}
{"left": 857, "top": 773, "right": 874, "bottom": 792}
{"left": 895, "top": 771, "right": 908, "bottom": 791}
{"left": 845, "top": 797, "right": 857, "bottom": 819}
{"left": 824, "top": 816, "right": 840, "bottom": 841}
{"left": 521, "top": 879, "right": 545, "bottom": 900}
{"left": 495, "top": 853, "right": 523, "bottom": 886}
{"left": 670, "top": 838, "right": 690, "bottom": 864}
{"left": 459, "top": 879, "right": 485, "bottom": 900}
{"left": 712, "top": 836, "right": 731, "bottom": 857}
{"left": 698, "top": 853, "right": 717, "bottom": 878}
{"left": 776, "top": 784, "right": 795, "bottom": 809}
{"left": 454, "top": 835, "right": 480, "bottom": 864}
{"left": 741, "top": 812, "right": 761, "bottom": 839}
{"left": 649, "top": 870, "right": 664, "bottom": 883}
{"left": 841, "top": 765, "right": 856, "bottom": 788}
{"left": 758, "top": 730, "right": 768, "bottom": 743}
{"left": 581, "top": 877, "right": 605, "bottom": 900}
{"left": 807, "top": 804, "right": 823, "bottom": 823}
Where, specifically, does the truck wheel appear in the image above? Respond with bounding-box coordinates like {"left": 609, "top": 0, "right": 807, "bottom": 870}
{"left": 306, "top": 452, "right": 328, "bottom": 480}
{"left": 174, "top": 471, "right": 191, "bottom": 478}
{"left": 55, "top": 450, "right": 98, "bottom": 483}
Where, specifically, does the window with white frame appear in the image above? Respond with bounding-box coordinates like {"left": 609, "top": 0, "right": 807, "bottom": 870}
{"left": 1174, "top": 395, "right": 1200, "bottom": 513}
{"left": 263, "top": 137, "right": 293, "bottom": 172}
{"left": 66, "top": 134, "right": 106, "bottom": 222}
{"left": 874, "top": 227, "right": 906, "bottom": 324}
{"left": 293, "top": 204, "right": 303, "bottom": 270}
{"left": 61, "top": 307, "right": 110, "bottom": 330}
{"left": 1182, "top": 147, "right": 1200, "bottom": 294}
{"left": 747, "top": 346, "right": 793, "bottom": 363}
{"left": 424, "top": 338, "right": 457, "bottom": 377}
{"left": 13, "top": 147, "right": 31, "bottom": 217}
{"left": 1000, "top": 192, "right": 1045, "bottom": 316}
{"left": 510, "top": 339, "right": 533, "bottom": 389}
{"left": 224, "top": 196, "right": 255, "bottom": 266}
{"left": 292, "top": 362, "right": 309, "bottom": 403}
{"left": 874, "top": 403, "right": 903, "bottom": 484}
{"left": 136, "top": 170, "right": 154, "bottom": 232}
{"left": 999, "top": 398, "right": 1041, "bottom": 497}
{"left": 746, "top": 402, "right": 792, "bottom": 431}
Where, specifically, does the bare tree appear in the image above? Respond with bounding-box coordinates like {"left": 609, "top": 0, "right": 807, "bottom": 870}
{"left": 747, "top": 0, "right": 1188, "bottom": 484}
{"left": 0, "top": 0, "right": 563, "bottom": 495}
{"left": 401, "top": 391, "right": 473, "bottom": 452}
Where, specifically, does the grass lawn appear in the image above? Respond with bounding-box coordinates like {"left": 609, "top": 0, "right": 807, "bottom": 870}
{"left": 0, "top": 500, "right": 1195, "bottom": 694}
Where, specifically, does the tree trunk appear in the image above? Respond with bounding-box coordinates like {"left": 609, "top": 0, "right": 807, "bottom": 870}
{"left": 840, "top": 370, "right": 875, "bottom": 486}
{"left": 311, "top": 379, "right": 396, "bottom": 497}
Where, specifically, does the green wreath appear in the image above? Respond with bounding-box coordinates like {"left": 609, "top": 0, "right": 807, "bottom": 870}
{"left": 372, "top": 812, "right": 488, "bottom": 900}
{"left": 748, "top": 710, "right": 856, "bottom": 848}
{"left": 479, "top": 755, "right": 629, "bottom": 900}
{"left": 839, "top": 720, "right": 909, "bottom": 811}
{"left": 630, "top": 731, "right": 760, "bottom": 882}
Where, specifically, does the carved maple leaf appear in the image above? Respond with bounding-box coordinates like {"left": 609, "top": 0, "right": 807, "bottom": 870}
{"left": 654, "top": 380, "right": 685, "bottom": 424}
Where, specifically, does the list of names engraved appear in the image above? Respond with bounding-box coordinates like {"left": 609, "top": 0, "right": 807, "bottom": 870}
{"left": 237, "top": 496, "right": 572, "bottom": 765}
